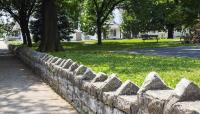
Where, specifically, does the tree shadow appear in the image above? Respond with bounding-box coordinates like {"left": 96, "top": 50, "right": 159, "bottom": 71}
{"left": 0, "top": 54, "right": 77, "bottom": 113}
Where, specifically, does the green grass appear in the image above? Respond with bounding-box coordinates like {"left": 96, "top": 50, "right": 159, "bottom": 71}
{"left": 49, "top": 39, "right": 200, "bottom": 88}
{"left": 7, "top": 40, "right": 23, "bottom": 45}
{"left": 8, "top": 39, "right": 200, "bottom": 87}
{"left": 62, "top": 39, "right": 200, "bottom": 52}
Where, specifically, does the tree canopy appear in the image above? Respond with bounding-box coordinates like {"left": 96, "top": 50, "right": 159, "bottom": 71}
{"left": 0, "top": 0, "right": 38, "bottom": 46}
{"left": 80, "top": 0, "right": 124, "bottom": 45}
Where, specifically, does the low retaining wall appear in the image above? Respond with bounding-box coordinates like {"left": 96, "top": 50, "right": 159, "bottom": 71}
{"left": 9, "top": 45, "right": 200, "bottom": 114}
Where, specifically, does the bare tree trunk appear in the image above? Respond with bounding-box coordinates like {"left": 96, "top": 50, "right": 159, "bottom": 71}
{"left": 167, "top": 24, "right": 174, "bottom": 39}
{"left": 21, "top": 29, "right": 27, "bottom": 45}
{"left": 40, "top": 0, "right": 62, "bottom": 52}
{"left": 25, "top": 25, "right": 32, "bottom": 47}
{"left": 19, "top": 19, "right": 32, "bottom": 47}
{"left": 97, "top": 22, "right": 102, "bottom": 45}
{"left": 19, "top": 23, "right": 27, "bottom": 45}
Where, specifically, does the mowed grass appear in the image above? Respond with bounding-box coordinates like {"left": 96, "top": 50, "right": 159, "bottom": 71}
{"left": 48, "top": 39, "right": 200, "bottom": 88}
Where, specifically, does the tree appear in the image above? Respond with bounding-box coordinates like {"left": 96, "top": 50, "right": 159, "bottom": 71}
{"left": 122, "top": 0, "right": 183, "bottom": 38}
{"left": 81, "top": 0, "right": 124, "bottom": 45}
{"left": 178, "top": 0, "right": 200, "bottom": 28}
{"left": 30, "top": 0, "right": 80, "bottom": 51}
{"left": 0, "top": 15, "right": 15, "bottom": 36}
{"left": 0, "top": 0, "right": 38, "bottom": 47}
{"left": 39, "top": 0, "right": 62, "bottom": 52}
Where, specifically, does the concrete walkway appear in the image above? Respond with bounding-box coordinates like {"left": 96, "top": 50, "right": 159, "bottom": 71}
{"left": 0, "top": 41, "right": 78, "bottom": 114}
{"left": 128, "top": 46, "right": 200, "bottom": 58}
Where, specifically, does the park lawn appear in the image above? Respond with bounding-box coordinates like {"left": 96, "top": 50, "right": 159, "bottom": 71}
{"left": 62, "top": 39, "right": 200, "bottom": 51}
{"left": 8, "top": 39, "right": 200, "bottom": 87}
{"left": 49, "top": 39, "right": 200, "bottom": 88}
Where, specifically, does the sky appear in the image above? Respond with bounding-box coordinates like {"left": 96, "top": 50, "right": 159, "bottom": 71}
{"left": 113, "top": 9, "right": 123, "bottom": 24}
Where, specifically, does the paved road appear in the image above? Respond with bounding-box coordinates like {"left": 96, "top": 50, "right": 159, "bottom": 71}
{"left": 0, "top": 41, "right": 78, "bottom": 114}
{"left": 128, "top": 46, "right": 200, "bottom": 58}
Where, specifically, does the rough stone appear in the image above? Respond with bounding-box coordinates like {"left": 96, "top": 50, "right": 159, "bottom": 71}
{"left": 62, "top": 59, "right": 73, "bottom": 69}
{"left": 50, "top": 57, "right": 59, "bottom": 63}
{"left": 58, "top": 59, "right": 67, "bottom": 67}
{"left": 116, "top": 80, "right": 139, "bottom": 95}
{"left": 114, "top": 95, "right": 138, "bottom": 114}
{"left": 69, "top": 62, "right": 79, "bottom": 72}
{"left": 164, "top": 78, "right": 200, "bottom": 114}
{"left": 91, "top": 72, "right": 107, "bottom": 83}
{"left": 138, "top": 72, "right": 169, "bottom": 94}
{"left": 138, "top": 72, "right": 171, "bottom": 114}
{"left": 89, "top": 82, "right": 105, "bottom": 97}
{"left": 97, "top": 74, "right": 122, "bottom": 101}
{"left": 54, "top": 58, "right": 63, "bottom": 65}
{"left": 75, "top": 65, "right": 88, "bottom": 76}
{"left": 103, "top": 80, "right": 139, "bottom": 107}
{"left": 171, "top": 101, "right": 200, "bottom": 114}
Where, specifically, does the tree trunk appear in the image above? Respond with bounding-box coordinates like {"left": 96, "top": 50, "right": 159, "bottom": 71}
{"left": 103, "top": 28, "right": 107, "bottom": 40}
{"left": 25, "top": 25, "right": 32, "bottom": 47}
{"left": 97, "top": 23, "right": 102, "bottom": 45}
{"left": 19, "top": 23, "right": 27, "bottom": 45}
{"left": 19, "top": 19, "right": 32, "bottom": 47}
{"left": 167, "top": 24, "right": 174, "bottom": 39}
{"left": 40, "top": 0, "right": 62, "bottom": 52}
{"left": 21, "top": 29, "right": 27, "bottom": 45}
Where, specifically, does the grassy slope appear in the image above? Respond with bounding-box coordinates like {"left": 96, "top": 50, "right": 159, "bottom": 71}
{"left": 48, "top": 39, "right": 200, "bottom": 88}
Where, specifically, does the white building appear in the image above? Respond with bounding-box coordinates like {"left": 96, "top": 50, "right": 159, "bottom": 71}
{"left": 107, "top": 22, "right": 122, "bottom": 39}
{"left": 141, "top": 29, "right": 189, "bottom": 38}
{"left": 71, "top": 9, "right": 123, "bottom": 41}
{"left": 71, "top": 9, "right": 190, "bottom": 41}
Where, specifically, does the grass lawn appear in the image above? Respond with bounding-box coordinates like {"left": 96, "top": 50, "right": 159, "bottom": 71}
{"left": 49, "top": 39, "right": 200, "bottom": 88}
{"left": 9, "top": 39, "right": 200, "bottom": 88}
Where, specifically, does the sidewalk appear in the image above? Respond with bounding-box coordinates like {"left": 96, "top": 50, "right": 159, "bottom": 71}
{"left": 0, "top": 41, "right": 78, "bottom": 113}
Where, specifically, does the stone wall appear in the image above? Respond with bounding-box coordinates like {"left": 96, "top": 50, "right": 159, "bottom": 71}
{"left": 9, "top": 45, "right": 200, "bottom": 114}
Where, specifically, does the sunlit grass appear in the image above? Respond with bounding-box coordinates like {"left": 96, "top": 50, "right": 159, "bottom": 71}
{"left": 50, "top": 39, "right": 200, "bottom": 88}
{"left": 7, "top": 40, "right": 23, "bottom": 45}
{"left": 8, "top": 39, "right": 200, "bottom": 87}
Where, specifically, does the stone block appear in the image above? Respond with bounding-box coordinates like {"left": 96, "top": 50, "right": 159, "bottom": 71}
{"left": 103, "top": 80, "right": 139, "bottom": 107}
{"left": 74, "top": 68, "right": 96, "bottom": 89}
{"left": 114, "top": 95, "right": 138, "bottom": 114}
{"left": 91, "top": 72, "right": 108, "bottom": 83}
{"left": 62, "top": 59, "right": 73, "bottom": 69}
{"left": 69, "top": 62, "right": 79, "bottom": 72}
{"left": 138, "top": 72, "right": 169, "bottom": 94}
{"left": 89, "top": 82, "right": 105, "bottom": 97}
{"left": 170, "top": 101, "right": 200, "bottom": 114}
{"left": 139, "top": 90, "right": 174, "bottom": 114}
{"left": 58, "top": 59, "right": 67, "bottom": 67}
{"left": 116, "top": 80, "right": 139, "bottom": 95}
{"left": 138, "top": 72, "right": 171, "bottom": 114}
{"left": 54, "top": 58, "right": 63, "bottom": 65}
{"left": 113, "top": 108, "right": 126, "bottom": 114}
{"left": 164, "top": 78, "right": 200, "bottom": 114}
{"left": 97, "top": 74, "right": 122, "bottom": 101}
{"left": 75, "top": 65, "right": 88, "bottom": 76}
{"left": 50, "top": 57, "right": 59, "bottom": 63}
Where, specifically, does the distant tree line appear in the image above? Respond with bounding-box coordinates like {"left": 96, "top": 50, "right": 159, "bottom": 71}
{"left": 0, "top": 0, "right": 80, "bottom": 51}
{"left": 0, "top": 0, "right": 199, "bottom": 51}
{"left": 121, "top": 0, "right": 200, "bottom": 38}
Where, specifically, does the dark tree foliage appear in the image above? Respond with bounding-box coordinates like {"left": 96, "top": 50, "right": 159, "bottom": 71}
{"left": 0, "top": 0, "right": 38, "bottom": 47}
{"left": 30, "top": 0, "right": 43, "bottom": 43}
{"left": 178, "top": 0, "right": 200, "bottom": 28}
{"left": 122, "top": 0, "right": 183, "bottom": 38}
